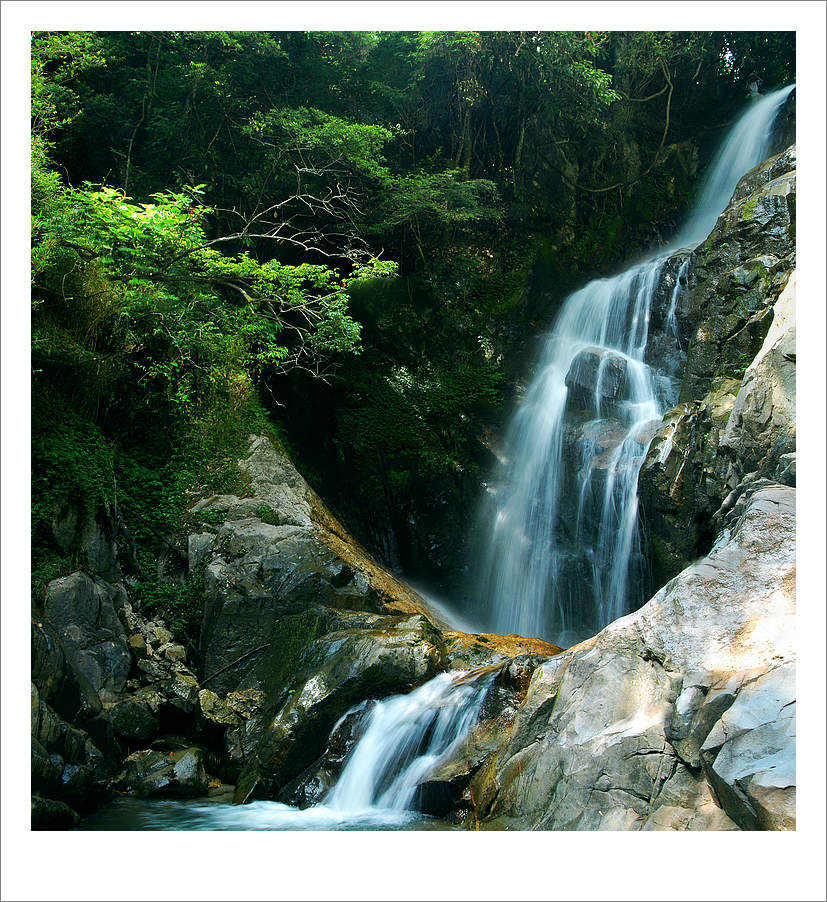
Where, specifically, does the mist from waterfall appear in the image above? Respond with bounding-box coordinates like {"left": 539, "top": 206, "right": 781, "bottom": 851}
{"left": 479, "top": 84, "right": 795, "bottom": 646}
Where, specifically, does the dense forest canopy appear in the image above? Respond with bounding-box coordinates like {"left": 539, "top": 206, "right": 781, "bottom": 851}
{"left": 32, "top": 30, "right": 795, "bottom": 627}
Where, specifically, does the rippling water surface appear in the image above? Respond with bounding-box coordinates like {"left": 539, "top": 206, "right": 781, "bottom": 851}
{"left": 81, "top": 794, "right": 456, "bottom": 831}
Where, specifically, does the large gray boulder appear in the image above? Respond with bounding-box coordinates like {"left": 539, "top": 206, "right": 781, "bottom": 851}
{"left": 197, "top": 435, "right": 447, "bottom": 696}
{"left": 44, "top": 572, "right": 131, "bottom": 703}
{"left": 471, "top": 483, "right": 795, "bottom": 830}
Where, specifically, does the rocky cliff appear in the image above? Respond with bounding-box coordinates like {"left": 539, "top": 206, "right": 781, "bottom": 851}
{"left": 640, "top": 145, "right": 796, "bottom": 587}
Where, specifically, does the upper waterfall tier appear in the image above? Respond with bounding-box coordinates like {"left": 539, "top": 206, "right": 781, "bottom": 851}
{"left": 671, "top": 84, "right": 795, "bottom": 250}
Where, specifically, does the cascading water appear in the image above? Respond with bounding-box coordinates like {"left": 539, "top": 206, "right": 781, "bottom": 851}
{"left": 325, "top": 669, "right": 492, "bottom": 812}
{"left": 479, "top": 84, "right": 794, "bottom": 646}
{"left": 671, "top": 85, "right": 796, "bottom": 249}
{"left": 479, "top": 260, "right": 666, "bottom": 644}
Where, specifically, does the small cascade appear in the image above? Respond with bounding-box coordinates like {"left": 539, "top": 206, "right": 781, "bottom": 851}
{"left": 84, "top": 670, "right": 495, "bottom": 831}
{"left": 324, "top": 669, "right": 491, "bottom": 813}
{"left": 479, "top": 85, "right": 795, "bottom": 646}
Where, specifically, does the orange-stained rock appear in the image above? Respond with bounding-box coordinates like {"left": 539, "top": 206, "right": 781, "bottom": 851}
{"left": 441, "top": 630, "right": 563, "bottom": 670}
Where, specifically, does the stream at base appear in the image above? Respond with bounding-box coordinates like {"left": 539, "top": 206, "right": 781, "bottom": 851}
{"left": 80, "top": 795, "right": 455, "bottom": 830}
{"left": 80, "top": 669, "right": 490, "bottom": 831}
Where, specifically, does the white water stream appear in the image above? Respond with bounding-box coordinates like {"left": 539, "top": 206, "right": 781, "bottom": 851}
{"left": 325, "top": 669, "right": 492, "bottom": 812}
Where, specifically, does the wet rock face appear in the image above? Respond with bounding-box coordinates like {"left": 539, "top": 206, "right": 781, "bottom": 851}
{"left": 234, "top": 612, "right": 444, "bottom": 803}
{"left": 31, "top": 619, "right": 103, "bottom": 726}
{"left": 108, "top": 696, "right": 160, "bottom": 742}
{"left": 31, "top": 615, "right": 126, "bottom": 824}
{"left": 565, "top": 347, "right": 628, "bottom": 413}
{"left": 681, "top": 147, "right": 795, "bottom": 404}
{"left": 470, "top": 483, "right": 795, "bottom": 831}
{"left": 409, "top": 655, "right": 552, "bottom": 822}
{"left": 277, "top": 699, "right": 377, "bottom": 808}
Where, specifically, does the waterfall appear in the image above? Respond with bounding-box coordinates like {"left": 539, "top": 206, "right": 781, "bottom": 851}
{"left": 84, "top": 669, "right": 494, "bottom": 830}
{"left": 479, "top": 85, "right": 795, "bottom": 646}
{"left": 479, "top": 260, "right": 665, "bottom": 643}
{"left": 324, "top": 669, "right": 491, "bottom": 813}
{"left": 672, "top": 85, "right": 795, "bottom": 249}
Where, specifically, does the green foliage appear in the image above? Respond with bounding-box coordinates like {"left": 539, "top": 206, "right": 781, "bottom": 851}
{"left": 381, "top": 170, "right": 499, "bottom": 228}
{"left": 247, "top": 106, "right": 393, "bottom": 182}
{"left": 131, "top": 565, "right": 207, "bottom": 636}
{"left": 31, "top": 32, "right": 107, "bottom": 136}
{"left": 32, "top": 173, "right": 365, "bottom": 439}
{"left": 31, "top": 396, "right": 117, "bottom": 599}
{"left": 31, "top": 28, "right": 796, "bottom": 591}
